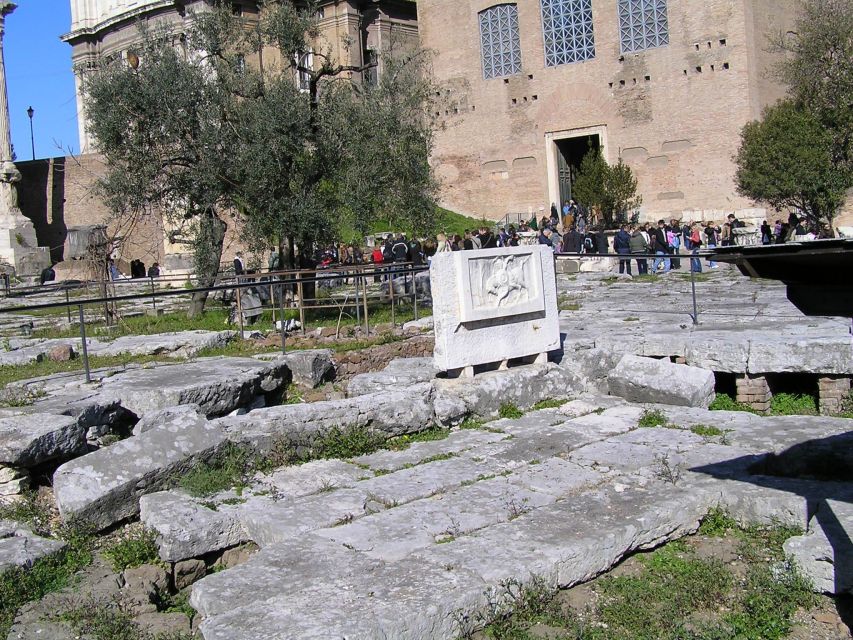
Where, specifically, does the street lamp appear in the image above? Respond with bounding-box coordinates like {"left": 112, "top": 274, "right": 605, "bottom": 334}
{"left": 26, "top": 106, "right": 33, "bottom": 160}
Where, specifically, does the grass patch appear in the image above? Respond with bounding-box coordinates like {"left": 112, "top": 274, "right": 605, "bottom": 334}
{"left": 178, "top": 443, "right": 252, "bottom": 498}
{"left": 709, "top": 393, "right": 759, "bottom": 414}
{"left": 0, "top": 353, "right": 170, "bottom": 389}
{"left": 690, "top": 424, "right": 726, "bottom": 438}
{"left": 283, "top": 383, "right": 304, "bottom": 405}
{"left": 458, "top": 417, "right": 485, "bottom": 430}
{"left": 530, "top": 398, "right": 567, "bottom": 411}
{"left": 386, "top": 427, "right": 451, "bottom": 451}
{"left": 623, "top": 316, "right": 640, "bottom": 322}
{"left": 478, "top": 517, "right": 814, "bottom": 640}
{"left": 0, "top": 522, "right": 94, "bottom": 637}
{"left": 102, "top": 528, "right": 160, "bottom": 572}
{"left": 61, "top": 599, "right": 193, "bottom": 640}
{"left": 637, "top": 409, "right": 668, "bottom": 428}
{"left": 498, "top": 403, "right": 524, "bottom": 420}
{"left": 632, "top": 274, "right": 660, "bottom": 283}
{"left": 769, "top": 392, "right": 818, "bottom": 416}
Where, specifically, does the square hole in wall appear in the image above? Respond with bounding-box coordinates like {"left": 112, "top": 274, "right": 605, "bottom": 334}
{"left": 528, "top": 74, "right": 533, "bottom": 80}
{"left": 723, "top": 62, "right": 730, "bottom": 70}
{"left": 504, "top": 78, "right": 510, "bottom": 84}
{"left": 644, "top": 75, "right": 651, "bottom": 81}
{"left": 720, "top": 38, "right": 727, "bottom": 46}
{"left": 710, "top": 64, "right": 715, "bottom": 71}
{"left": 532, "top": 95, "right": 538, "bottom": 100}
{"left": 609, "top": 82, "right": 614, "bottom": 88}
{"left": 511, "top": 98, "right": 517, "bottom": 104}
{"left": 696, "top": 66, "right": 702, "bottom": 73}
{"left": 619, "top": 79, "right": 626, "bottom": 86}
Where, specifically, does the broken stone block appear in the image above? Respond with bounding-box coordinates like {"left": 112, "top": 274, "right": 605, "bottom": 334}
{"left": 139, "top": 491, "right": 249, "bottom": 563}
{"left": 0, "top": 476, "right": 28, "bottom": 496}
{"left": 607, "top": 354, "right": 715, "bottom": 408}
{"left": 278, "top": 349, "right": 334, "bottom": 388}
{"left": 0, "top": 520, "right": 66, "bottom": 573}
{"left": 0, "top": 413, "right": 85, "bottom": 467}
{"left": 347, "top": 357, "right": 437, "bottom": 398}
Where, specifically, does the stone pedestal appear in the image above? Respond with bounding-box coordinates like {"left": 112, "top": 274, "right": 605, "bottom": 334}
{"left": 818, "top": 376, "right": 851, "bottom": 416}
{"left": 735, "top": 374, "right": 772, "bottom": 412}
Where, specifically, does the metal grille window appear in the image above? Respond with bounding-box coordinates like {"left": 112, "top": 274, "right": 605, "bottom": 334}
{"left": 618, "top": 0, "right": 669, "bottom": 53}
{"left": 479, "top": 4, "right": 522, "bottom": 80}
{"left": 541, "top": 0, "right": 596, "bottom": 66}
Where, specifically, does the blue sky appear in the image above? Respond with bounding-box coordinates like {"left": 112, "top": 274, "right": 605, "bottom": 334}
{"left": 6, "top": 0, "right": 77, "bottom": 160}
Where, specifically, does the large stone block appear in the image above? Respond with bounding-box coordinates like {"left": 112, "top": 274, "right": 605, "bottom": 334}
{"left": 0, "top": 413, "right": 85, "bottom": 467}
{"left": 784, "top": 499, "right": 853, "bottom": 594}
{"left": 140, "top": 491, "right": 248, "bottom": 563}
{"left": 53, "top": 416, "right": 229, "bottom": 530}
{"left": 431, "top": 246, "right": 561, "bottom": 372}
{"left": 607, "top": 355, "right": 715, "bottom": 408}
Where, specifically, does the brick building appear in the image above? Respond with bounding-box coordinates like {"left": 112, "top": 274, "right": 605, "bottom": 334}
{"left": 418, "top": 0, "right": 800, "bottom": 224}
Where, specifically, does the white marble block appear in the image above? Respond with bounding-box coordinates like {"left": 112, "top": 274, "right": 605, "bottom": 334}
{"left": 430, "top": 245, "right": 561, "bottom": 372}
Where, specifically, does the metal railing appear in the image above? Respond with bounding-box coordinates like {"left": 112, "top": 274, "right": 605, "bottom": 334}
{"left": 0, "top": 263, "right": 430, "bottom": 384}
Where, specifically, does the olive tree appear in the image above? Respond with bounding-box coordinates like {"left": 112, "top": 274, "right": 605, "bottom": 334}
{"left": 83, "top": 0, "right": 438, "bottom": 315}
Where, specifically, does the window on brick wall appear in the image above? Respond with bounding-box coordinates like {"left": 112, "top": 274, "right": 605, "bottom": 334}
{"left": 479, "top": 4, "right": 523, "bottom": 80}
{"left": 540, "top": 0, "right": 596, "bottom": 66}
{"left": 618, "top": 0, "right": 669, "bottom": 53}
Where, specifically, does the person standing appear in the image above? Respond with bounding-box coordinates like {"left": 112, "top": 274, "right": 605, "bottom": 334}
{"left": 704, "top": 222, "right": 718, "bottom": 268}
{"left": 761, "top": 221, "right": 773, "bottom": 245}
{"left": 613, "top": 225, "right": 632, "bottom": 275}
{"left": 436, "top": 233, "right": 452, "bottom": 253}
{"left": 629, "top": 226, "right": 649, "bottom": 275}
{"left": 147, "top": 262, "right": 161, "bottom": 278}
{"left": 233, "top": 251, "right": 245, "bottom": 276}
{"left": 651, "top": 220, "right": 670, "bottom": 273}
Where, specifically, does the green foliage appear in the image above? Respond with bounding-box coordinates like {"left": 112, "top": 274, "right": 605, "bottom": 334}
{"left": 735, "top": 100, "right": 850, "bottom": 229}
{"left": 458, "top": 416, "right": 485, "bottom": 430}
{"left": 178, "top": 444, "right": 252, "bottom": 498}
{"left": 698, "top": 507, "right": 739, "bottom": 537}
{"left": 774, "top": 0, "right": 853, "bottom": 173}
{"left": 312, "top": 425, "right": 386, "bottom": 460}
{"left": 0, "top": 490, "right": 52, "bottom": 535}
{"left": 637, "top": 409, "right": 668, "bottom": 428}
{"left": 159, "top": 588, "right": 196, "bottom": 621}
{"left": 572, "top": 149, "right": 643, "bottom": 228}
{"left": 102, "top": 528, "right": 160, "bottom": 572}
{"left": 530, "top": 398, "right": 567, "bottom": 411}
{"left": 690, "top": 424, "right": 725, "bottom": 438}
{"left": 386, "top": 427, "right": 451, "bottom": 451}
{"left": 498, "top": 403, "right": 524, "bottom": 420}
{"left": 709, "top": 393, "right": 759, "bottom": 414}
{"left": 769, "top": 393, "right": 818, "bottom": 416}
{"left": 0, "top": 524, "right": 93, "bottom": 637}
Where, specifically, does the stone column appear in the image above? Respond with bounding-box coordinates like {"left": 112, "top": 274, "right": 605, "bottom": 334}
{"left": 0, "top": 2, "right": 48, "bottom": 278}
{"left": 735, "top": 374, "right": 772, "bottom": 412}
{"left": 818, "top": 376, "right": 851, "bottom": 416}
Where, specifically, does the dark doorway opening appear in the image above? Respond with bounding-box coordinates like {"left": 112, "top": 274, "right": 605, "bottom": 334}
{"left": 555, "top": 135, "right": 600, "bottom": 207}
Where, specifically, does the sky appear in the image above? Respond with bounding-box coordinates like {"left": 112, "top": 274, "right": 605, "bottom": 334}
{"left": 6, "top": 0, "right": 78, "bottom": 161}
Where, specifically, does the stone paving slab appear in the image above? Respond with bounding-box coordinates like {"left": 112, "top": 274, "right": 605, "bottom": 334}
{"left": 312, "top": 477, "right": 555, "bottom": 562}
{"left": 250, "top": 459, "right": 368, "bottom": 498}
{"left": 0, "top": 413, "right": 84, "bottom": 467}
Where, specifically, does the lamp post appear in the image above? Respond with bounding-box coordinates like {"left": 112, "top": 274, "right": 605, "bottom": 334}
{"left": 26, "top": 105, "right": 33, "bottom": 160}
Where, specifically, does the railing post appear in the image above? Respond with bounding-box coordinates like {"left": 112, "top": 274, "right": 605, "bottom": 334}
{"left": 296, "top": 271, "right": 306, "bottom": 335}
{"left": 279, "top": 284, "right": 286, "bottom": 355}
{"left": 150, "top": 277, "right": 157, "bottom": 314}
{"left": 412, "top": 266, "right": 419, "bottom": 321}
{"left": 389, "top": 264, "right": 395, "bottom": 327}
{"left": 361, "top": 271, "right": 369, "bottom": 335}
{"left": 65, "top": 288, "right": 71, "bottom": 324}
{"left": 78, "top": 304, "right": 91, "bottom": 384}
{"left": 354, "top": 268, "right": 361, "bottom": 326}
{"left": 690, "top": 267, "right": 699, "bottom": 325}
{"left": 236, "top": 285, "right": 245, "bottom": 337}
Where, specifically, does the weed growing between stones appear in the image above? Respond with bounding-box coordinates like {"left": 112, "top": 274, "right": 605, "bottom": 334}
{"left": 0, "top": 521, "right": 94, "bottom": 637}
{"left": 102, "top": 528, "right": 161, "bottom": 572}
{"left": 61, "top": 598, "right": 193, "bottom": 640}
{"left": 531, "top": 398, "right": 568, "bottom": 411}
{"left": 312, "top": 425, "right": 386, "bottom": 459}
{"left": 0, "top": 490, "right": 53, "bottom": 534}
{"left": 769, "top": 393, "right": 818, "bottom": 416}
{"left": 476, "top": 516, "right": 816, "bottom": 640}
{"left": 637, "top": 409, "right": 668, "bottom": 428}
{"left": 386, "top": 427, "right": 451, "bottom": 451}
{"left": 652, "top": 453, "right": 682, "bottom": 485}
{"left": 499, "top": 403, "right": 524, "bottom": 420}
{"left": 283, "top": 383, "right": 304, "bottom": 405}
{"left": 178, "top": 443, "right": 252, "bottom": 497}
{"left": 709, "top": 393, "right": 760, "bottom": 414}
{"left": 458, "top": 416, "right": 486, "bottom": 430}
{"left": 690, "top": 424, "right": 727, "bottom": 438}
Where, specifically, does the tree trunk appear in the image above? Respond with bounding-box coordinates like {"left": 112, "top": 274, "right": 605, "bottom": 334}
{"left": 187, "top": 209, "right": 227, "bottom": 319}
